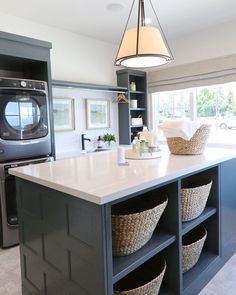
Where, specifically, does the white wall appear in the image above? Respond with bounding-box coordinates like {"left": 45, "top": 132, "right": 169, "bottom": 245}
{"left": 52, "top": 86, "right": 118, "bottom": 157}
{"left": 0, "top": 12, "right": 117, "bottom": 85}
{"left": 157, "top": 19, "right": 236, "bottom": 69}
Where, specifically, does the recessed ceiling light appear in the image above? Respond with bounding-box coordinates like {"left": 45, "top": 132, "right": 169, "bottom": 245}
{"left": 106, "top": 2, "right": 125, "bottom": 12}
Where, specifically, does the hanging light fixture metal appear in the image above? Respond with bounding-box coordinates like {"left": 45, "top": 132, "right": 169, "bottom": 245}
{"left": 114, "top": 0, "right": 173, "bottom": 68}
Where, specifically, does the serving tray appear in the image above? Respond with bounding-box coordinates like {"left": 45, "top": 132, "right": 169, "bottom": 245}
{"left": 125, "top": 149, "right": 161, "bottom": 160}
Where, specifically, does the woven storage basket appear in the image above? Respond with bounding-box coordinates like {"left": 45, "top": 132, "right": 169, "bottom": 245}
{"left": 182, "top": 225, "right": 207, "bottom": 273}
{"left": 182, "top": 179, "right": 213, "bottom": 222}
{"left": 114, "top": 256, "right": 166, "bottom": 295}
{"left": 112, "top": 194, "right": 168, "bottom": 256}
{"left": 166, "top": 124, "right": 211, "bottom": 155}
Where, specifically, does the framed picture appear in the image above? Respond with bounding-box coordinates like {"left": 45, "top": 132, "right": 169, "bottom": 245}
{"left": 53, "top": 98, "right": 75, "bottom": 131}
{"left": 86, "top": 99, "right": 110, "bottom": 129}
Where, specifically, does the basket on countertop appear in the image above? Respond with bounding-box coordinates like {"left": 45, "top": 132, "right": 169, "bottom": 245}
{"left": 112, "top": 194, "right": 168, "bottom": 256}
{"left": 166, "top": 124, "right": 211, "bottom": 155}
{"left": 114, "top": 256, "right": 166, "bottom": 295}
{"left": 182, "top": 179, "right": 213, "bottom": 222}
{"left": 182, "top": 225, "right": 207, "bottom": 273}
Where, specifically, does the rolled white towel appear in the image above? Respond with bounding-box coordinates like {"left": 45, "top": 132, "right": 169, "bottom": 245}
{"left": 160, "top": 119, "right": 204, "bottom": 140}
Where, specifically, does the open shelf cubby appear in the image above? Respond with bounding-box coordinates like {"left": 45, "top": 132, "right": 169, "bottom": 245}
{"left": 182, "top": 214, "right": 220, "bottom": 293}
{"left": 111, "top": 181, "right": 180, "bottom": 293}
{"left": 181, "top": 166, "right": 219, "bottom": 235}
{"left": 114, "top": 253, "right": 167, "bottom": 294}
{"left": 113, "top": 230, "right": 175, "bottom": 283}
{"left": 183, "top": 251, "right": 219, "bottom": 292}
{"left": 182, "top": 207, "right": 217, "bottom": 235}
{"left": 110, "top": 165, "right": 220, "bottom": 294}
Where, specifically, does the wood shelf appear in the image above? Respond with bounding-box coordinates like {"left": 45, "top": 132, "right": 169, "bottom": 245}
{"left": 117, "top": 69, "right": 147, "bottom": 145}
{"left": 113, "top": 231, "right": 176, "bottom": 284}
{"left": 182, "top": 207, "right": 217, "bottom": 235}
{"left": 183, "top": 251, "right": 219, "bottom": 292}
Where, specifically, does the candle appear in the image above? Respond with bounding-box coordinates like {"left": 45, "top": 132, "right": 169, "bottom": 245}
{"left": 118, "top": 147, "right": 126, "bottom": 164}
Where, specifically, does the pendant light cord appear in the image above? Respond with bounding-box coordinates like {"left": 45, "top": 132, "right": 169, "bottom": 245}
{"left": 114, "top": 0, "right": 136, "bottom": 63}
{"left": 149, "top": 0, "right": 174, "bottom": 60}
{"left": 141, "top": 0, "right": 146, "bottom": 26}
{"left": 136, "top": 0, "right": 141, "bottom": 55}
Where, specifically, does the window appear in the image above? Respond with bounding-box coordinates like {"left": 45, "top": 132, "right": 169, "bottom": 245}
{"left": 152, "top": 82, "right": 236, "bottom": 146}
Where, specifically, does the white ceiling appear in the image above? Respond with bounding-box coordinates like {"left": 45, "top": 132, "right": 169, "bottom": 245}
{"left": 0, "top": 0, "right": 236, "bottom": 44}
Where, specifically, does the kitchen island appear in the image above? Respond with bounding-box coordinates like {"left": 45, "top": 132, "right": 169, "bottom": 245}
{"left": 10, "top": 147, "right": 236, "bottom": 295}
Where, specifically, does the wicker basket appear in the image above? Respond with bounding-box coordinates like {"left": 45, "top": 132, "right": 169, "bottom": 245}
{"left": 114, "top": 256, "right": 166, "bottom": 295}
{"left": 182, "top": 179, "right": 213, "bottom": 222}
{"left": 112, "top": 194, "right": 168, "bottom": 256}
{"left": 166, "top": 124, "right": 211, "bottom": 155}
{"left": 182, "top": 225, "right": 207, "bottom": 273}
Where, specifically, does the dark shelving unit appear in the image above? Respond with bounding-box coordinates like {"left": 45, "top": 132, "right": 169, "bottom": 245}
{"left": 180, "top": 166, "right": 220, "bottom": 294}
{"left": 111, "top": 166, "right": 220, "bottom": 295}
{"left": 111, "top": 180, "right": 181, "bottom": 295}
{"left": 182, "top": 207, "right": 217, "bottom": 235}
{"left": 116, "top": 69, "right": 147, "bottom": 145}
{"left": 113, "top": 231, "right": 176, "bottom": 283}
{"left": 183, "top": 251, "right": 219, "bottom": 292}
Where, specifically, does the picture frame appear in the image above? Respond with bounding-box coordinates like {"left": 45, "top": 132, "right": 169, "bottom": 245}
{"left": 53, "top": 97, "right": 75, "bottom": 131}
{"left": 86, "top": 99, "right": 110, "bottom": 129}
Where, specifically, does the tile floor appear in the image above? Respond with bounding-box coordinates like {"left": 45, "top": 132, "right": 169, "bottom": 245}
{"left": 0, "top": 246, "right": 236, "bottom": 295}
{"left": 0, "top": 247, "right": 21, "bottom": 295}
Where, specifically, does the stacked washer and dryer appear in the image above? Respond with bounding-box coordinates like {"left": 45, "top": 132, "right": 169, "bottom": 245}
{"left": 0, "top": 77, "right": 53, "bottom": 247}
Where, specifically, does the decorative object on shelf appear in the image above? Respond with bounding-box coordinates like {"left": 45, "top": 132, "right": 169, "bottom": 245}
{"left": 114, "top": 0, "right": 173, "bottom": 68}
{"left": 127, "top": 127, "right": 160, "bottom": 159}
{"left": 131, "top": 115, "right": 143, "bottom": 126}
{"left": 113, "top": 93, "right": 129, "bottom": 104}
{"left": 140, "top": 140, "right": 149, "bottom": 154}
{"left": 114, "top": 256, "right": 166, "bottom": 295}
{"left": 182, "top": 179, "right": 213, "bottom": 222}
{"left": 103, "top": 133, "right": 116, "bottom": 148}
{"left": 166, "top": 124, "right": 211, "bottom": 155}
{"left": 53, "top": 97, "right": 75, "bottom": 131}
{"left": 97, "top": 136, "right": 103, "bottom": 149}
{"left": 130, "top": 99, "right": 138, "bottom": 108}
{"left": 86, "top": 99, "right": 110, "bottom": 129}
{"left": 117, "top": 147, "right": 129, "bottom": 166}
{"left": 126, "top": 148, "right": 161, "bottom": 160}
{"left": 130, "top": 81, "right": 136, "bottom": 91}
{"left": 182, "top": 225, "right": 207, "bottom": 273}
{"left": 112, "top": 194, "right": 168, "bottom": 256}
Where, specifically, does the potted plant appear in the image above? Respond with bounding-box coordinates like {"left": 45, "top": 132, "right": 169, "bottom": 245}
{"left": 103, "top": 133, "right": 116, "bottom": 148}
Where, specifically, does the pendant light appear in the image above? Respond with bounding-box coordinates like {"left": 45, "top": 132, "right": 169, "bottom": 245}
{"left": 114, "top": 0, "right": 173, "bottom": 68}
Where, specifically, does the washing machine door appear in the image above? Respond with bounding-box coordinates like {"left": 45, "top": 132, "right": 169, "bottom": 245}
{"left": 0, "top": 89, "right": 49, "bottom": 140}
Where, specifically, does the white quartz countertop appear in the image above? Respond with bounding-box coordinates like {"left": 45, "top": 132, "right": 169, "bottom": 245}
{"left": 9, "top": 147, "right": 236, "bottom": 205}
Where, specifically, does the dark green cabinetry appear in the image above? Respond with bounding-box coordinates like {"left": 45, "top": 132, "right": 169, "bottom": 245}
{"left": 116, "top": 70, "right": 147, "bottom": 145}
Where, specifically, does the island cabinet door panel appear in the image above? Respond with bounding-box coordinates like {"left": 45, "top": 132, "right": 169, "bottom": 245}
{"left": 220, "top": 158, "right": 236, "bottom": 256}
{"left": 16, "top": 179, "right": 112, "bottom": 295}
